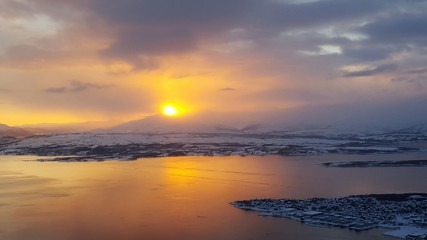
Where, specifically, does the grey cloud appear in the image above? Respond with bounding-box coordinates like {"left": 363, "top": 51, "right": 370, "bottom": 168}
{"left": 0, "top": 89, "right": 9, "bottom": 92}
{"left": 4, "top": 0, "right": 427, "bottom": 81}
{"left": 405, "top": 68, "right": 427, "bottom": 75}
{"left": 343, "top": 46, "right": 395, "bottom": 62}
{"left": 360, "top": 12, "right": 427, "bottom": 46}
{"left": 242, "top": 87, "right": 328, "bottom": 104}
{"left": 392, "top": 76, "right": 426, "bottom": 87}
{"left": 332, "top": 3, "right": 427, "bottom": 65}
{"left": 342, "top": 64, "right": 397, "bottom": 78}
{"left": 255, "top": 0, "right": 386, "bottom": 30}
{"left": 391, "top": 67, "right": 427, "bottom": 88}
{"left": 44, "top": 80, "right": 113, "bottom": 94}
{"left": 89, "top": 0, "right": 259, "bottom": 27}
{"left": 45, "top": 87, "right": 68, "bottom": 93}
{"left": 0, "top": 0, "right": 409, "bottom": 69}
{"left": 18, "top": 86, "right": 151, "bottom": 116}
{"left": 84, "top": 0, "right": 390, "bottom": 66}
{"left": 101, "top": 27, "right": 195, "bottom": 68}
{"left": 0, "top": 45, "right": 55, "bottom": 66}
{"left": 0, "top": 0, "right": 36, "bottom": 18}
{"left": 89, "top": 0, "right": 385, "bottom": 30}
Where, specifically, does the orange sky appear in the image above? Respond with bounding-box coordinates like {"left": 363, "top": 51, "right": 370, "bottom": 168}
{"left": 1, "top": 0, "right": 426, "bottom": 126}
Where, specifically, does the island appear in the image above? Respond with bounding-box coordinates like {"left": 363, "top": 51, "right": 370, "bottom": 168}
{"left": 323, "top": 160, "right": 427, "bottom": 168}
{"left": 232, "top": 194, "right": 427, "bottom": 239}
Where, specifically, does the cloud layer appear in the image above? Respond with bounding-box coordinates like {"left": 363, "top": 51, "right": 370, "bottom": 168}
{"left": 1, "top": 0, "right": 427, "bottom": 126}
{"left": 44, "top": 80, "right": 113, "bottom": 93}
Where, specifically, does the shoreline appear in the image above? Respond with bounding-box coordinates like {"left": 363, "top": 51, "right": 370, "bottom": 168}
{"left": 232, "top": 194, "right": 427, "bottom": 239}
{"left": 1, "top": 131, "right": 426, "bottom": 162}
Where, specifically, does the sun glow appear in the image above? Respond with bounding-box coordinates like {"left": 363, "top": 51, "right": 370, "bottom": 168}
{"left": 163, "top": 105, "right": 178, "bottom": 116}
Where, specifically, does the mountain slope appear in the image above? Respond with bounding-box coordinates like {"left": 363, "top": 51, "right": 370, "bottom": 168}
{"left": 0, "top": 124, "right": 32, "bottom": 137}
{"left": 103, "top": 113, "right": 266, "bottom": 133}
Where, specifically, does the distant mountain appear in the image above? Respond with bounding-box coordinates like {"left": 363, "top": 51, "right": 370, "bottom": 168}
{"left": 103, "top": 113, "right": 266, "bottom": 134}
{"left": 0, "top": 124, "right": 32, "bottom": 138}
{"left": 102, "top": 105, "right": 427, "bottom": 134}
{"left": 105, "top": 114, "right": 208, "bottom": 133}
{"left": 18, "top": 121, "right": 120, "bottom": 134}
{"left": 9, "top": 93, "right": 427, "bottom": 136}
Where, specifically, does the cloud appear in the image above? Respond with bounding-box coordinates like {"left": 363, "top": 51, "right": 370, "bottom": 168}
{"left": 343, "top": 7, "right": 427, "bottom": 65}
{"left": 0, "top": 0, "right": 36, "bottom": 19}
{"left": 44, "top": 87, "right": 68, "bottom": 93}
{"left": 81, "top": 0, "right": 390, "bottom": 66}
{"left": 405, "top": 68, "right": 427, "bottom": 75}
{"left": 342, "top": 46, "right": 395, "bottom": 62}
{"left": 341, "top": 64, "right": 397, "bottom": 78}
{"left": 7, "top": 81, "right": 153, "bottom": 119}
{"left": 100, "top": 28, "right": 194, "bottom": 69}
{"left": 0, "top": 0, "right": 417, "bottom": 69}
{"left": 0, "top": 45, "right": 56, "bottom": 68}
{"left": 360, "top": 12, "right": 427, "bottom": 45}
{"left": 2, "top": 0, "right": 427, "bottom": 126}
{"left": 391, "top": 66, "right": 427, "bottom": 89}
{"left": 44, "top": 80, "right": 113, "bottom": 93}
{"left": 218, "top": 87, "right": 237, "bottom": 91}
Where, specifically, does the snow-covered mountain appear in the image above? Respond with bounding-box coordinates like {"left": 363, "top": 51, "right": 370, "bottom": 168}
{"left": 17, "top": 121, "right": 121, "bottom": 135}
{"left": 0, "top": 124, "right": 32, "bottom": 137}
{"left": 103, "top": 113, "right": 266, "bottom": 134}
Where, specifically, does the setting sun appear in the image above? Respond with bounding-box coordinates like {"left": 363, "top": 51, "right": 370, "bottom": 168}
{"left": 163, "top": 105, "right": 178, "bottom": 116}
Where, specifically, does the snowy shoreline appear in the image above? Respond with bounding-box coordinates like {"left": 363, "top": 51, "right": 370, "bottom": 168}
{"left": 0, "top": 131, "right": 425, "bottom": 161}
{"left": 232, "top": 194, "right": 427, "bottom": 239}
{"left": 323, "top": 159, "right": 427, "bottom": 168}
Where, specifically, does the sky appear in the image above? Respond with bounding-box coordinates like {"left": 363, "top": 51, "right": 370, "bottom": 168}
{"left": 1, "top": 0, "right": 427, "bottom": 127}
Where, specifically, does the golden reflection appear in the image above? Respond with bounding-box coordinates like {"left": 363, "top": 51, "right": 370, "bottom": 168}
{"left": 0, "top": 155, "right": 418, "bottom": 240}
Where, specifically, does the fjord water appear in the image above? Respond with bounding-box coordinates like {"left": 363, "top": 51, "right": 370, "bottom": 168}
{"left": 1, "top": 154, "right": 427, "bottom": 240}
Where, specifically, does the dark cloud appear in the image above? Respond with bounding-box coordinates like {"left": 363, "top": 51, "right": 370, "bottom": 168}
{"left": 2, "top": 0, "right": 418, "bottom": 69}
{"left": 44, "top": 80, "right": 113, "bottom": 93}
{"left": 89, "top": 0, "right": 258, "bottom": 27}
{"left": 0, "top": 89, "right": 9, "bottom": 93}
{"left": 83, "top": 0, "right": 391, "bottom": 66}
{"left": 101, "top": 27, "right": 195, "bottom": 69}
{"left": 254, "top": 0, "right": 386, "bottom": 30}
{"left": 342, "top": 64, "right": 397, "bottom": 78}
{"left": 89, "top": 0, "right": 260, "bottom": 64}
{"left": 360, "top": 12, "right": 427, "bottom": 46}
{"left": 343, "top": 46, "right": 395, "bottom": 62}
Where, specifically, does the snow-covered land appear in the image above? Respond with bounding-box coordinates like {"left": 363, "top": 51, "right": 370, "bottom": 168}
{"left": 324, "top": 160, "right": 427, "bottom": 168}
{"left": 232, "top": 194, "right": 427, "bottom": 239}
{"left": 0, "top": 130, "right": 425, "bottom": 161}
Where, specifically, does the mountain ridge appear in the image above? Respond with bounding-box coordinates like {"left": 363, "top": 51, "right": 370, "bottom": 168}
{"left": 0, "top": 123, "right": 32, "bottom": 137}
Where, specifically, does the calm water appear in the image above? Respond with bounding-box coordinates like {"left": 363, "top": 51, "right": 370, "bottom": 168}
{"left": 1, "top": 153, "right": 427, "bottom": 240}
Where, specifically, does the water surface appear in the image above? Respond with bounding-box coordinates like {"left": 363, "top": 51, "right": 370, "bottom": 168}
{"left": 1, "top": 154, "right": 427, "bottom": 240}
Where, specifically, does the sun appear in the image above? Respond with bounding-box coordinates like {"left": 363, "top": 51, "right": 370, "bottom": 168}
{"left": 163, "top": 105, "right": 178, "bottom": 116}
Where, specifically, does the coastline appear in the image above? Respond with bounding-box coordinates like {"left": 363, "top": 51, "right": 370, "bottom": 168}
{"left": 232, "top": 194, "right": 427, "bottom": 239}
